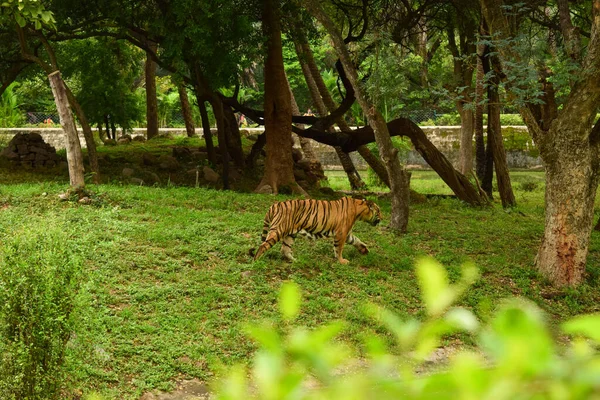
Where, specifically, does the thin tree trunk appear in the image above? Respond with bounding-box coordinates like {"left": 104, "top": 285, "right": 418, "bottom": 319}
{"left": 458, "top": 105, "right": 474, "bottom": 174}
{"left": 487, "top": 55, "right": 515, "bottom": 207}
{"left": 65, "top": 86, "right": 99, "bottom": 183}
{"left": 104, "top": 115, "right": 111, "bottom": 140}
{"left": 145, "top": 43, "right": 159, "bottom": 139}
{"left": 178, "top": 83, "right": 195, "bottom": 137}
{"left": 305, "top": 0, "right": 410, "bottom": 231}
{"left": 475, "top": 42, "right": 486, "bottom": 182}
{"left": 198, "top": 100, "right": 217, "bottom": 166}
{"left": 211, "top": 97, "right": 230, "bottom": 189}
{"left": 223, "top": 103, "right": 245, "bottom": 168}
{"left": 256, "top": 0, "right": 304, "bottom": 195}
{"left": 285, "top": 74, "right": 319, "bottom": 162}
{"left": 48, "top": 71, "right": 85, "bottom": 188}
{"left": 294, "top": 38, "right": 367, "bottom": 189}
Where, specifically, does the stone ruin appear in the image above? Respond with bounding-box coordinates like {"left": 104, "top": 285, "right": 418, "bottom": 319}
{"left": 0, "top": 132, "right": 62, "bottom": 168}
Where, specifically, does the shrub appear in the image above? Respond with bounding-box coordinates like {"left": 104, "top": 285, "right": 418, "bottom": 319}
{"left": 215, "top": 259, "right": 600, "bottom": 400}
{"left": 520, "top": 180, "right": 539, "bottom": 192}
{"left": 0, "top": 229, "right": 82, "bottom": 400}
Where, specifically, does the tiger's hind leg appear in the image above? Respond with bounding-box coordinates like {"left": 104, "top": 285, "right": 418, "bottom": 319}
{"left": 254, "top": 230, "right": 280, "bottom": 261}
{"left": 280, "top": 235, "right": 296, "bottom": 262}
{"left": 346, "top": 234, "right": 369, "bottom": 255}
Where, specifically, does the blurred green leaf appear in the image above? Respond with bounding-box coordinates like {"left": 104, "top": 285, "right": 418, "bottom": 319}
{"left": 562, "top": 314, "right": 600, "bottom": 342}
{"left": 279, "top": 281, "right": 301, "bottom": 321}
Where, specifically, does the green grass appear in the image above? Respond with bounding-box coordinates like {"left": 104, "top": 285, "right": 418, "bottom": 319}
{"left": 1, "top": 153, "right": 600, "bottom": 398}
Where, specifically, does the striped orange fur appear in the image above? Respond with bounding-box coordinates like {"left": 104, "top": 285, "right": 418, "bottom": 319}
{"left": 253, "top": 197, "right": 382, "bottom": 264}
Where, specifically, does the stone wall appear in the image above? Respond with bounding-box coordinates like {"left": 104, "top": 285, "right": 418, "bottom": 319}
{"left": 0, "top": 126, "right": 541, "bottom": 170}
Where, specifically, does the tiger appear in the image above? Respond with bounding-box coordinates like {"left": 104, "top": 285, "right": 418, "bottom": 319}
{"left": 253, "top": 197, "right": 382, "bottom": 264}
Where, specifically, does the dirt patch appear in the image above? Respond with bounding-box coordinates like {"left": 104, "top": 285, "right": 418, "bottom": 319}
{"left": 140, "top": 379, "right": 210, "bottom": 400}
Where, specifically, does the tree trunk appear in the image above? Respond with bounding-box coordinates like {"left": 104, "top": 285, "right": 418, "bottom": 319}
{"left": 285, "top": 74, "right": 321, "bottom": 163}
{"left": 178, "top": 83, "right": 196, "bottom": 137}
{"left": 48, "top": 71, "right": 85, "bottom": 188}
{"left": 304, "top": 0, "right": 410, "bottom": 231}
{"left": 223, "top": 103, "right": 245, "bottom": 168}
{"left": 257, "top": 0, "right": 304, "bottom": 195}
{"left": 65, "top": 84, "right": 100, "bottom": 183}
{"left": 536, "top": 136, "right": 600, "bottom": 286}
{"left": 197, "top": 97, "right": 217, "bottom": 166}
{"left": 475, "top": 43, "right": 487, "bottom": 182}
{"left": 486, "top": 54, "right": 515, "bottom": 207}
{"left": 294, "top": 38, "right": 367, "bottom": 189}
{"left": 104, "top": 115, "right": 111, "bottom": 140}
{"left": 145, "top": 43, "right": 159, "bottom": 140}
{"left": 481, "top": 129, "right": 494, "bottom": 199}
{"left": 481, "top": 0, "right": 600, "bottom": 286}
{"left": 210, "top": 97, "right": 230, "bottom": 189}
{"left": 458, "top": 105, "right": 474, "bottom": 174}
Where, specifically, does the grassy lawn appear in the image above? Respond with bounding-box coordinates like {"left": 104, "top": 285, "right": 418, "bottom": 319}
{"left": 1, "top": 147, "right": 600, "bottom": 398}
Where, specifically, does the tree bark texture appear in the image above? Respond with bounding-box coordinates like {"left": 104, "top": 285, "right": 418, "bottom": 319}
{"left": 536, "top": 134, "right": 600, "bottom": 286}
{"left": 65, "top": 83, "right": 100, "bottom": 183}
{"left": 145, "top": 43, "right": 159, "bottom": 139}
{"left": 178, "top": 83, "right": 196, "bottom": 138}
{"left": 48, "top": 71, "right": 85, "bottom": 188}
{"left": 257, "top": 0, "right": 303, "bottom": 195}
{"left": 304, "top": 0, "right": 410, "bottom": 231}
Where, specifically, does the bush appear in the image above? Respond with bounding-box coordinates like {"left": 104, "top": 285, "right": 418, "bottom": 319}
{"left": 520, "top": 180, "right": 539, "bottom": 192}
{"left": 0, "top": 229, "right": 83, "bottom": 400}
{"left": 215, "top": 259, "right": 600, "bottom": 400}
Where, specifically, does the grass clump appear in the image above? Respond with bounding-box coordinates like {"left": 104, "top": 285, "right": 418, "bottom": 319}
{"left": 0, "top": 228, "right": 83, "bottom": 399}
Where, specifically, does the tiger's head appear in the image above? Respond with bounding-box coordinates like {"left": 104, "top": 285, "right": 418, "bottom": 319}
{"left": 358, "top": 199, "right": 382, "bottom": 226}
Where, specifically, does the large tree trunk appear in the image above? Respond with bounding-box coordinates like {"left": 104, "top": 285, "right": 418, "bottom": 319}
{"left": 145, "top": 43, "right": 159, "bottom": 140}
{"left": 294, "top": 38, "right": 367, "bottom": 190}
{"left": 48, "top": 71, "right": 85, "bottom": 188}
{"left": 304, "top": 0, "right": 410, "bottom": 231}
{"left": 536, "top": 135, "right": 600, "bottom": 286}
{"left": 481, "top": 0, "right": 600, "bottom": 286}
{"left": 65, "top": 84, "right": 100, "bottom": 184}
{"left": 256, "top": 0, "right": 304, "bottom": 195}
{"left": 178, "top": 83, "right": 196, "bottom": 137}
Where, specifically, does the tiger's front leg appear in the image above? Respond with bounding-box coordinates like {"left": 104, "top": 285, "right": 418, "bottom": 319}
{"left": 346, "top": 234, "right": 369, "bottom": 255}
{"left": 333, "top": 231, "right": 349, "bottom": 264}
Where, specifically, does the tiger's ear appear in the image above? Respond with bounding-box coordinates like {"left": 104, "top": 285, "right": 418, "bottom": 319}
{"left": 365, "top": 200, "right": 375, "bottom": 208}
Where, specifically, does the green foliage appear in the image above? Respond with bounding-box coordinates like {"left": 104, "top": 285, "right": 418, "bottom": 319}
{"left": 216, "top": 260, "right": 600, "bottom": 400}
{"left": 58, "top": 38, "right": 145, "bottom": 130}
{"left": 0, "top": 83, "right": 24, "bottom": 128}
{"left": 0, "top": 227, "right": 82, "bottom": 399}
{"left": 0, "top": 0, "right": 55, "bottom": 29}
